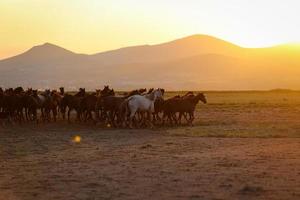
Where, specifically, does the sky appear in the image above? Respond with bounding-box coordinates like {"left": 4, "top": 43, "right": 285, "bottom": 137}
{"left": 1, "top": 0, "right": 300, "bottom": 59}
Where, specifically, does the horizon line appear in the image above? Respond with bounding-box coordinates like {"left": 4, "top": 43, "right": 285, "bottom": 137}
{"left": 1, "top": 33, "right": 300, "bottom": 61}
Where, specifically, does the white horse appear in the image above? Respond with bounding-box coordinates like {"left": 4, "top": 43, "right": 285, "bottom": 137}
{"left": 35, "top": 90, "right": 50, "bottom": 121}
{"left": 126, "top": 88, "right": 164, "bottom": 128}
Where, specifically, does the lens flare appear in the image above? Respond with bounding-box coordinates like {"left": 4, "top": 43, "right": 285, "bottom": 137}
{"left": 73, "top": 135, "right": 81, "bottom": 143}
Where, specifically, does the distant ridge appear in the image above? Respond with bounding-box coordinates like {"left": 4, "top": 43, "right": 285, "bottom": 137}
{"left": 0, "top": 34, "right": 299, "bottom": 90}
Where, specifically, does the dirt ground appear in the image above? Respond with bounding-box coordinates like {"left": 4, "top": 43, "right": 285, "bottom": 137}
{"left": 0, "top": 124, "right": 299, "bottom": 200}
{"left": 1, "top": 91, "right": 300, "bottom": 200}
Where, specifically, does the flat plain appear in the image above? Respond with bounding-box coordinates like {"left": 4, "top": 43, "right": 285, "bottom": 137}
{"left": 1, "top": 91, "right": 300, "bottom": 200}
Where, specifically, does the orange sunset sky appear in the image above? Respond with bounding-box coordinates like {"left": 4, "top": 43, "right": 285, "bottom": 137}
{"left": 1, "top": 0, "right": 300, "bottom": 59}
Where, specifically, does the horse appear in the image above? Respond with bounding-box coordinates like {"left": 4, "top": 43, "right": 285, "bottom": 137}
{"left": 42, "top": 90, "right": 63, "bottom": 122}
{"left": 59, "top": 87, "right": 65, "bottom": 96}
{"left": 33, "top": 89, "right": 52, "bottom": 122}
{"left": 60, "top": 88, "right": 86, "bottom": 122}
{"left": 26, "top": 94, "right": 40, "bottom": 123}
{"left": 0, "top": 88, "right": 23, "bottom": 122}
{"left": 162, "top": 93, "right": 207, "bottom": 125}
{"left": 100, "top": 85, "right": 115, "bottom": 97}
{"left": 0, "top": 88, "right": 3, "bottom": 112}
{"left": 178, "top": 93, "right": 207, "bottom": 125}
{"left": 124, "top": 88, "right": 147, "bottom": 97}
{"left": 125, "top": 88, "right": 164, "bottom": 128}
{"left": 96, "top": 96, "right": 126, "bottom": 127}
{"left": 80, "top": 93, "right": 98, "bottom": 122}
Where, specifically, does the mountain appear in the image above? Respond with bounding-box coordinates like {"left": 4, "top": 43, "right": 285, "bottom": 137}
{"left": 90, "top": 35, "right": 243, "bottom": 65}
{"left": 0, "top": 34, "right": 299, "bottom": 90}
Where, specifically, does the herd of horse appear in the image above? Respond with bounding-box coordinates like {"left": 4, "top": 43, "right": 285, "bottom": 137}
{"left": 0, "top": 86, "right": 207, "bottom": 128}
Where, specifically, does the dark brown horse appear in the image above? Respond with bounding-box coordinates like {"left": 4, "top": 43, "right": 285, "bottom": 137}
{"left": 162, "top": 93, "right": 207, "bottom": 125}
{"left": 100, "top": 86, "right": 115, "bottom": 97}
{"left": 80, "top": 92, "right": 98, "bottom": 122}
{"left": 60, "top": 88, "right": 86, "bottom": 122}
{"left": 96, "top": 96, "right": 126, "bottom": 127}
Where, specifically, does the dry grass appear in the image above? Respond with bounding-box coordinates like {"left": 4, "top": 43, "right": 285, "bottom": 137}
{"left": 163, "top": 91, "right": 300, "bottom": 138}
{"left": 0, "top": 91, "right": 300, "bottom": 200}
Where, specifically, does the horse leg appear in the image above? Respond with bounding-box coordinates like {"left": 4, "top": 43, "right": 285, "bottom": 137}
{"left": 162, "top": 112, "right": 166, "bottom": 126}
{"left": 189, "top": 111, "right": 195, "bottom": 126}
{"left": 182, "top": 112, "right": 189, "bottom": 124}
{"left": 61, "top": 106, "right": 66, "bottom": 120}
{"left": 90, "top": 111, "right": 94, "bottom": 122}
{"left": 171, "top": 113, "right": 178, "bottom": 125}
{"left": 137, "top": 112, "right": 143, "bottom": 128}
{"left": 41, "top": 108, "right": 45, "bottom": 122}
{"left": 47, "top": 108, "right": 51, "bottom": 122}
{"left": 57, "top": 106, "right": 61, "bottom": 119}
{"left": 68, "top": 109, "right": 71, "bottom": 123}
{"left": 83, "top": 110, "right": 88, "bottom": 122}
{"left": 32, "top": 109, "right": 38, "bottom": 124}
{"left": 25, "top": 108, "right": 29, "bottom": 121}
{"left": 109, "top": 111, "right": 115, "bottom": 127}
{"left": 178, "top": 112, "right": 183, "bottom": 125}
{"left": 129, "top": 108, "right": 137, "bottom": 129}
{"left": 87, "top": 110, "right": 93, "bottom": 122}
{"left": 168, "top": 113, "right": 174, "bottom": 125}
{"left": 76, "top": 109, "right": 81, "bottom": 122}
{"left": 44, "top": 108, "right": 49, "bottom": 122}
{"left": 156, "top": 113, "right": 162, "bottom": 124}
{"left": 52, "top": 107, "right": 57, "bottom": 122}
{"left": 25, "top": 107, "right": 29, "bottom": 121}
{"left": 147, "top": 111, "right": 154, "bottom": 128}
{"left": 20, "top": 108, "right": 25, "bottom": 123}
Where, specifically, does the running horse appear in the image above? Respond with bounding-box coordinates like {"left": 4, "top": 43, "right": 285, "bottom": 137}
{"left": 125, "top": 88, "right": 164, "bottom": 128}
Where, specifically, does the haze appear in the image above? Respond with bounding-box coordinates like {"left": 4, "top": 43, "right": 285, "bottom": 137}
{"left": 1, "top": 0, "right": 300, "bottom": 59}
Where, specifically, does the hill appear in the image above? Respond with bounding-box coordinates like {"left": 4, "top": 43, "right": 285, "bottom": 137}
{"left": 0, "top": 35, "right": 299, "bottom": 90}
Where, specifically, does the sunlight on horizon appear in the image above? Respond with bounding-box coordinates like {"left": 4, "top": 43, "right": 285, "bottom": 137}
{"left": 1, "top": 0, "right": 300, "bottom": 59}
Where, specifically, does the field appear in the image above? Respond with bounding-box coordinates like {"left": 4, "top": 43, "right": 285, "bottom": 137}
{"left": 1, "top": 91, "right": 300, "bottom": 200}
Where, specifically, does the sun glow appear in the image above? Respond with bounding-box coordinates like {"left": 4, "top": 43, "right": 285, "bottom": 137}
{"left": 0, "top": 0, "right": 300, "bottom": 59}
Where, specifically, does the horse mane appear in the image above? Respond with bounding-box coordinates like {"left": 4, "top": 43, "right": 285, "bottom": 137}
{"left": 183, "top": 91, "right": 194, "bottom": 97}
{"left": 145, "top": 91, "right": 155, "bottom": 101}
{"left": 147, "top": 88, "right": 154, "bottom": 94}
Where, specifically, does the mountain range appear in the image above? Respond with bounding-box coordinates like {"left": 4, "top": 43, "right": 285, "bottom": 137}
{"left": 0, "top": 34, "right": 299, "bottom": 90}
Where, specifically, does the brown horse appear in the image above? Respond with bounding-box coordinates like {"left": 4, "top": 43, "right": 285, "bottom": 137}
{"left": 80, "top": 92, "right": 98, "bottom": 122}
{"left": 162, "top": 93, "right": 207, "bottom": 125}
{"left": 42, "top": 90, "right": 63, "bottom": 122}
{"left": 100, "top": 86, "right": 115, "bottom": 97}
{"left": 124, "top": 88, "right": 147, "bottom": 97}
{"left": 96, "top": 96, "right": 126, "bottom": 127}
{"left": 60, "top": 88, "right": 86, "bottom": 122}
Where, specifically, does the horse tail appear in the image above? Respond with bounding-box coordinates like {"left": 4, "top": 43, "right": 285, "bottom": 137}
{"left": 123, "top": 98, "right": 130, "bottom": 115}
{"left": 123, "top": 97, "right": 133, "bottom": 119}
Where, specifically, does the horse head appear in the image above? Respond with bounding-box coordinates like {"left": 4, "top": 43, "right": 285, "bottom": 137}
{"left": 151, "top": 88, "right": 164, "bottom": 101}
{"left": 109, "top": 89, "right": 115, "bottom": 96}
{"left": 100, "top": 86, "right": 114, "bottom": 97}
{"left": 59, "top": 87, "right": 65, "bottom": 95}
{"left": 6, "top": 88, "right": 14, "bottom": 95}
{"left": 14, "top": 86, "right": 24, "bottom": 94}
{"left": 139, "top": 88, "right": 147, "bottom": 94}
{"left": 196, "top": 93, "right": 207, "bottom": 104}
{"left": 147, "top": 88, "right": 154, "bottom": 94}
{"left": 95, "top": 89, "right": 101, "bottom": 96}
{"left": 75, "top": 88, "right": 85, "bottom": 97}
{"left": 44, "top": 89, "right": 51, "bottom": 97}
{"left": 159, "top": 88, "right": 165, "bottom": 96}
{"left": 79, "top": 88, "right": 85, "bottom": 93}
{"left": 32, "top": 90, "right": 38, "bottom": 97}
